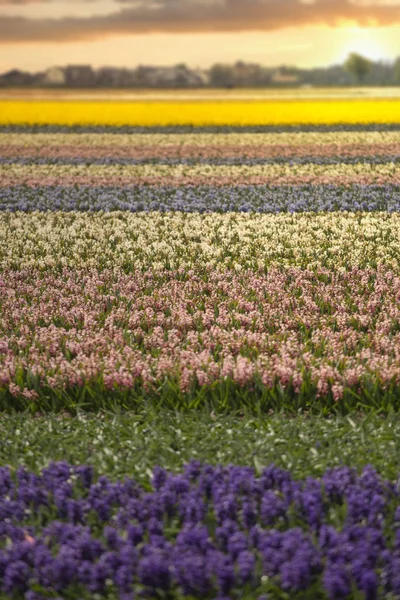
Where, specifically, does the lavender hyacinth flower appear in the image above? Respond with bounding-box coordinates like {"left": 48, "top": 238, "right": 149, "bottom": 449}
{"left": 0, "top": 461, "right": 399, "bottom": 597}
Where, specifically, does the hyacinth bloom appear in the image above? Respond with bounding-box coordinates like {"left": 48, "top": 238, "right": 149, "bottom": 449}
{"left": 3, "top": 89, "right": 400, "bottom": 599}
{"left": 3, "top": 184, "right": 400, "bottom": 213}
{"left": 0, "top": 461, "right": 399, "bottom": 599}
{"left": 3, "top": 162, "right": 400, "bottom": 187}
{"left": 2, "top": 116, "right": 400, "bottom": 408}
{"left": 0, "top": 266, "right": 400, "bottom": 409}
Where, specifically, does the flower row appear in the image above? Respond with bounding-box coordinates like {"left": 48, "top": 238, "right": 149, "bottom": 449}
{"left": 1, "top": 212, "right": 400, "bottom": 272}
{"left": 5, "top": 156, "right": 400, "bottom": 167}
{"left": 3, "top": 124, "right": 400, "bottom": 135}
{"left": 2, "top": 267, "right": 400, "bottom": 407}
{"left": 2, "top": 99, "right": 400, "bottom": 127}
{"left": 2, "top": 130, "right": 400, "bottom": 147}
{"left": 0, "top": 461, "right": 399, "bottom": 599}
{"left": 2, "top": 185, "right": 400, "bottom": 213}
{"left": 2, "top": 162, "right": 400, "bottom": 187}
{"left": 3, "top": 131, "right": 400, "bottom": 168}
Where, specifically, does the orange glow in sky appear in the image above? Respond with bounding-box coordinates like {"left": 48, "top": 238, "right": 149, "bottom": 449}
{"left": 1, "top": 0, "right": 400, "bottom": 72}
{"left": 334, "top": 25, "right": 396, "bottom": 63}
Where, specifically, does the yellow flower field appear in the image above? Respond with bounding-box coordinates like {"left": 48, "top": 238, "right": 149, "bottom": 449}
{"left": 1, "top": 98, "right": 400, "bottom": 126}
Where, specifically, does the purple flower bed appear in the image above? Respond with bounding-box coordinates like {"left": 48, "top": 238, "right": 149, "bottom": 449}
{"left": 2, "top": 184, "right": 400, "bottom": 213}
{"left": 1, "top": 462, "right": 400, "bottom": 599}
{"left": 2, "top": 124, "right": 400, "bottom": 133}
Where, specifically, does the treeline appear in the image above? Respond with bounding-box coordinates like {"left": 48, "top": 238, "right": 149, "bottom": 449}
{"left": 1, "top": 55, "right": 400, "bottom": 88}
{"left": 208, "top": 55, "right": 400, "bottom": 88}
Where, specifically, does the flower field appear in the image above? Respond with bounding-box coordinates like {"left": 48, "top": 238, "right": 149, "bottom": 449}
{"left": 2, "top": 94, "right": 400, "bottom": 599}
{"left": 3, "top": 98, "right": 400, "bottom": 126}
{"left": 2, "top": 106, "right": 400, "bottom": 411}
{"left": 1, "top": 461, "right": 400, "bottom": 600}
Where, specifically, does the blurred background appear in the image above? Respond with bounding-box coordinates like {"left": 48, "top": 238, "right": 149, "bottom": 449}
{"left": 1, "top": 0, "right": 400, "bottom": 89}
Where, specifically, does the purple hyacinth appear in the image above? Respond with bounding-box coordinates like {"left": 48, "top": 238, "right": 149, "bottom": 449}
{"left": 0, "top": 461, "right": 399, "bottom": 597}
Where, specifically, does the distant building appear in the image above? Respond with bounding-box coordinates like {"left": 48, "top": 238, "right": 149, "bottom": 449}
{"left": 271, "top": 68, "right": 299, "bottom": 85}
{"left": 179, "top": 66, "right": 209, "bottom": 87}
{"left": 133, "top": 64, "right": 207, "bottom": 88}
{"left": 97, "top": 67, "right": 119, "bottom": 87}
{"left": 41, "top": 66, "right": 66, "bottom": 86}
{"left": 96, "top": 67, "right": 136, "bottom": 87}
{"left": 144, "top": 66, "right": 179, "bottom": 87}
{"left": 65, "top": 65, "right": 96, "bottom": 87}
{"left": 193, "top": 69, "right": 209, "bottom": 86}
{"left": 232, "top": 61, "right": 267, "bottom": 87}
{"left": 1, "top": 56, "right": 399, "bottom": 89}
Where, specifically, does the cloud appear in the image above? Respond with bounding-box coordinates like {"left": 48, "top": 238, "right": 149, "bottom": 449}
{"left": 0, "top": 0, "right": 98, "bottom": 3}
{"left": 1, "top": 0, "right": 400, "bottom": 42}
{"left": 0, "top": 0, "right": 64, "bottom": 3}
{"left": 0, "top": 0, "right": 47, "bottom": 3}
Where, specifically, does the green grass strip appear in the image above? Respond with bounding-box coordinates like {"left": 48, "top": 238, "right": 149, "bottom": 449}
{"left": 1, "top": 409, "right": 399, "bottom": 482}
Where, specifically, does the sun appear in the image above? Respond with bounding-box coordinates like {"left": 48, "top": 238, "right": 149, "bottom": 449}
{"left": 339, "top": 26, "right": 393, "bottom": 63}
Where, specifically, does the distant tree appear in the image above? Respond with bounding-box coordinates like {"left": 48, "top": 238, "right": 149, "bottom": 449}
{"left": 209, "top": 64, "right": 235, "bottom": 88}
{"left": 394, "top": 57, "right": 400, "bottom": 85}
{"left": 344, "top": 53, "right": 372, "bottom": 85}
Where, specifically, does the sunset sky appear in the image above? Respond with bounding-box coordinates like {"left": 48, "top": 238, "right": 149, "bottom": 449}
{"left": 1, "top": 0, "right": 400, "bottom": 72}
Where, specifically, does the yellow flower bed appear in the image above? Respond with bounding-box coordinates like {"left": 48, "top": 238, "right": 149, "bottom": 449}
{"left": 1, "top": 99, "right": 400, "bottom": 126}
